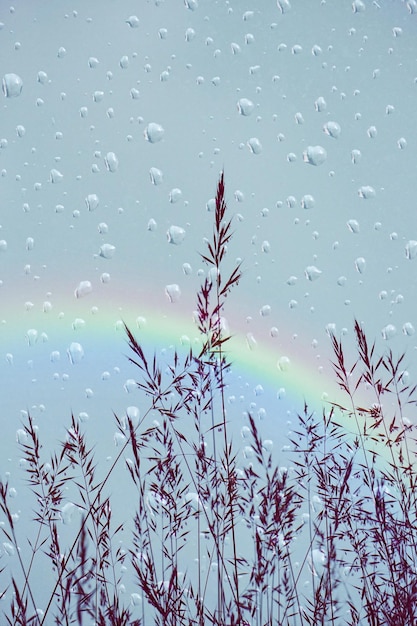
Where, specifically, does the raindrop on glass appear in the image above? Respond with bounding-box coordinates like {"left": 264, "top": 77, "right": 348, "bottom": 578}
{"left": 381, "top": 324, "right": 396, "bottom": 340}
{"left": 355, "top": 257, "right": 366, "bottom": 274}
{"left": 277, "top": 356, "right": 290, "bottom": 372}
{"left": 277, "top": 0, "right": 291, "bottom": 13}
{"left": 149, "top": 167, "right": 163, "bottom": 185}
{"left": 403, "top": 322, "right": 415, "bottom": 336}
{"left": 99, "top": 243, "right": 116, "bottom": 259}
{"left": 358, "top": 186, "right": 375, "bottom": 199}
{"left": 50, "top": 169, "right": 63, "bottom": 184}
{"left": 247, "top": 137, "right": 262, "bottom": 154}
{"left": 169, "top": 188, "right": 182, "bottom": 203}
{"left": 405, "top": 240, "right": 417, "bottom": 260}
{"left": 303, "top": 145, "right": 327, "bottom": 166}
{"left": 301, "top": 195, "right": 315, "bottom": 209}
{"left": 167, "top": 225, "right": 186, "bottom": 245}
{"left": 85, "top": 193, "right": 99, "bottom": 211}
{"left": 2, "top": 73, "right": 23, "bottom": 97}
{"left": 347, "top": 219, "right": 360, "bottom": 234}
{"left": 74, "top": 280, "right": 92, "bottom": 298}
{"left": 67, "top": 342, "right": 84, "bottom": 364}
{"left": 165, "top": 284, "right": 181, "bottom": 303}
{"left": 305, "top": 266, "right": 322, "bottom": 281}
{"left": 314, "top": 96, "right": 327, "bottom": 112}
{"left": 144, "top": 122, "right": 165, "bottom": 143}
{"left": 323, "top": 121, "right": 341, "bottom": 138}
{"left": 104, "top": 152, "right": 119, "bottom": 172}
{"left": 237, "top": 98, "right": 254, "bottom": 116}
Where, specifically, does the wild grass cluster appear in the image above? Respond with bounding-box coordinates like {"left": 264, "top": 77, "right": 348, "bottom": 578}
{"left": 1, "top": 173, "right": 417, "bottom": 625}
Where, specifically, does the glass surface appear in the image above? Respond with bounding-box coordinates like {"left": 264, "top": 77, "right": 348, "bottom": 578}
{"left": 1, "top": 1, "right": 417, "bottom": 624}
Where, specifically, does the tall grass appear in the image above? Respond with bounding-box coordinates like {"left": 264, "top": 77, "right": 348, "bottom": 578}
{"left": 1, "top": 173, "right": 417, "bottom": 625}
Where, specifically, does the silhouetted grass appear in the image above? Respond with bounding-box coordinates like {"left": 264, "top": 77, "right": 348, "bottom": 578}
{"left": 1, "top": 173, "right": 417, "bottom": 625}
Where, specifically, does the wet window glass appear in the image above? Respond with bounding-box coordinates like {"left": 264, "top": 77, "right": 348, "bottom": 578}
{"left": 1, "top": 2, "right": 417, "bottom": 624}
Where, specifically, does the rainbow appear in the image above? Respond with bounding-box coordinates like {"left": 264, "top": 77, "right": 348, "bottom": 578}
{"left": 2, "top": 283, "right": 410, "bottom": 468}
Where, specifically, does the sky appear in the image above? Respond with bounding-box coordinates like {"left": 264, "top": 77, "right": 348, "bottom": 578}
{"left": 2, "top": 0, "right": 417, "bottom": 618}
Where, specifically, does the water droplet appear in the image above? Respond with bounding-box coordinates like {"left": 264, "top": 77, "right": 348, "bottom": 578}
{"left": 85, "top": 193, "right": 99, "bottom": 211}
{"left": 305, "top": 265, "right": 322, "bottom": 281}
{"left": 185, "top": 27, "right": 195, "bottom": 42}
{"left": 125, "top": 405, "right": 140, "bottom": 428}
{"left": 26, "top": 237, "right": 34, "bottom": 251}
{"left": 93, "top": 91, "right": 104, "bottom": 103}
{"left": 246, "top": 333, "right": 257, "bottom": 350}
{"left": 16, "top": 428, "right": 28, "bottom": 444}
{"left": 303, "top": 145, "right": 327, "bottom": 166}
{"left": 50, "top": 351, "right": 60, "bottom": 363}
{"left": 347, "top": 219, "right": 360, "bottom": 233}
{"left": 99, "top": 243, "right": 116, "bottom": 259}
{"left": 124, "top": 379, "right": 137, "bottom": 393}
{"left": 147, "top": 218, "right": 157, "bottom": 231}
{"left": 237, "top": 98, "right": 254, "bottom": 116}
{"left": 37, "top": 70, "right": 48, "bottom": 84}
{"left": 323, "top": 121, "right": 341, "bottom": 139}
{"left": 312, "top": 44, "right": 322, "bottom": 56}
{"left": 61, "top": 502, "right": 76, "bottom": 525}
{"left": 169, "top": 188, "right": 182, "bottom": 203}
{"left": 405, "top": 240, "right": 417, "bottom": 260}
{"left": 26, "top": 329, "right": 38, "bottom": 346}
{"left": 287, "top": 275, "right": 297, "bottom": 286}
{"left": 352, "top": 0, "right": 365, "bottom": 12}
{"left": 367, "top": 125, "right": 377, "bottom": 139}
{"left": 301, "top": 195, "right": 315, "bottom": 209}
{"left": 254, "top": 384, "right": 264, "bottom": 396}
{"left": 351, "top": 149, "right": 361, "bottom": 164}
{"left": 100, "top": 273, "right": 111, "bottom": 284}
{"left": 294, "top": 112, "right": 304, "bottom": 125}
{"left": 165, "top": 284, "right": 181, "bottom": 303}
{"left": 126, "top": 15, "right": 139, "bottom": 27}
{"left": 144, "top": 122, "right": 165, "bottom": 143}
{"left": 261, "top": 240, "right": 270, "bottom": 253}
{"left": 397, "top": 137, "right": 407, "bottom": 150}
{"left": 243, "top": 445, "right": 254, "bottom": 459}
{"left": 57, "top": 47, "right": 66, "bottom": 59}
{"left": 403, "top": 322, "right": 415, "bottom": 336}
{"left": 67, "top": 342, "right": 84, "bottom": 364}
{"left": 149, "top": 167, "right": 163, "bottom": 185}
{"left": 3, "top": 541, "right": 15, "bottom": 556}
{"left": 314, "top": 96, "right": 327, "bottom": 112}
{"left": 6, "top": 353, "right": 13, "bottom": 365}
{"left": 277, "top": 387, "right": 286, "bottom": 399}
{"left": 407, "top": 0, "right": 417, "bottom": 13}
{"left": 381, "top": 324, "right": 396, "bottom": 340}
{"left": 75, "top": 280, "right": 92, "bottom": 298}
{"left": 355, "top": 257, "right": 366, "bottom": 273}
{"left": 167, "top": 225, "right": 186, "bottom": 245}
{"left": 260, "top": 305, "right": 271, "bottom": 317}
{"left": 88, "top": 56, "right": 99, "bottom": 69}
{"left": 131, "top": 593, "right": 142, "bottom": 606}
{"left": 119, "top": 55, "right": 129, "bottom": 69}
{"left": 292, "top": 44, "right": 302, "bottom": 55}
{"left": 2, "top": 73, "right": 23, "bottom": 97}
{"left": 247, "top": 137, "right": 262, "bottom": 154}
{"left": 0, "top": 239, "right": 7, "bottom": 251}
{"left": 358, "top": 186, "right": 375, "bottom": 199}
{"left": 277, "top": 0, "right": 291, "bottom": 13}
{"left": 277, "top": 356, "right": 290, "bottom": 372}
{"left": 184, "top": 0, "right": 198, "bottom": 9}
{"left": 104, "top": 152, "right": 119, "bottom": 172}
{"left": 50, "top": 169, "right": 63, "bottom": 184}
{"left": 16, "top": 125, "right": 25, "bottom": 137}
